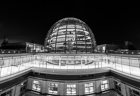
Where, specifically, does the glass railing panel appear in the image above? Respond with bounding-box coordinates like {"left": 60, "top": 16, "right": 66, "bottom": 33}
{"left": 129, "top": 66, "right": 140, "bottom": 76}
{"left": 1, "top": 54, "right": 140, "bottom": 79}
{"left": 0, "top": 55, "right": 36, "bottom": 78}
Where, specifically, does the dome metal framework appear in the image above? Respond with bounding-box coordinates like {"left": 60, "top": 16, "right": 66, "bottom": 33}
{"left": 45, "top": 17, "right": 96, "bottom": 53}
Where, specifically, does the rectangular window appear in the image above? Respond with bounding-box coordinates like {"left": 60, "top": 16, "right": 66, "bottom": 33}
{"left": 48, "top": 83, "right": 58, "bottom": 94}
{"left": 67, "top": 84, "right": 76, "bottom": 95}
{"left": 130, "top": 88, "right": 140, "bottom": 96}
{"left": 101, "top": 80, "right": 109, "bottom": 91}
{"left": 114, "top": 81, "right": 121, "bottom": 92}
{"left": 20, "top": 81, "right": 27, "bottom": 93}
{"left": 1, "top": 90, "right": 12, "bottom": 96}
{"left": 85, "top": 83, "right": 94, "bottom": 94}
{"left": 32, "top": 80, "right": 41, "bottom": 92}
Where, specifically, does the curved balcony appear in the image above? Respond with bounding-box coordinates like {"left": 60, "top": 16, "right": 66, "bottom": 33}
{"left": 0, "top": 53, "right": 140, "bottom": 80}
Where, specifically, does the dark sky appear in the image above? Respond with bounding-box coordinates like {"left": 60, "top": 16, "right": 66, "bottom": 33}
{"left": 0, "top": 1, "right": 140, "bottom": 49}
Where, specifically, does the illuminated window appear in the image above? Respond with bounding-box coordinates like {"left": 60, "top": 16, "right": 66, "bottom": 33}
{"left": 48, "top": 83, "right": 58, "bottom": 94}
{"left": 32, "top": 80, "right": 41, "bottom": 92}
{"left": 101, "top": 80, "right": 109, "bottom": 91}
{"left": 67, "top": 84, "right": 76, "bottom": 95}
{"left": 85, "top": 83, "right": 94, "bottom": 94}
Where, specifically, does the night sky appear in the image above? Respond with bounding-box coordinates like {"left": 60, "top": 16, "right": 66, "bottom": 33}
{"left": 0, "top": 1, "right": 140, "bottom": 49}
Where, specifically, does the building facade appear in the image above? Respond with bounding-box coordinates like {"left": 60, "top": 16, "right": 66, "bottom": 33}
{"left": 0, "top": 18, "right": 140, "bottom": 96}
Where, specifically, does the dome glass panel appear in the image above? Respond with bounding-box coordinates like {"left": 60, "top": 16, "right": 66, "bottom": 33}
{"left": 45, "top": 17, "right": 96, "bottom": 53}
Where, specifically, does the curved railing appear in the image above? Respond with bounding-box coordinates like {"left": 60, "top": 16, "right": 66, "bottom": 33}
{"left": 0, "top": 53, "right": 140, "bottom": 79}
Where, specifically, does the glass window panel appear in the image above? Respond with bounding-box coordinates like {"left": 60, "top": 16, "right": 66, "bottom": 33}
{"left": 66, "top": 34, "right": 75, "bottom": 38}
{"left": 67, "top": 84, "right": 76, "bottom": 95}
{"left": 76, "top": 25, "right": 82, "bottom": 29}
{"left": 86, "top": 47, "right": 92, "bottom": 49}
{"left": 101, "top": 85, "right": 105, "bottom": 91}
{"left": 48, "top": 83, "right": 58, "bottom": 94}
{"left": 77, "top": 41, "right": 85, "bottom": 44}
{"left": 53, "top": 27, "right": 59, "bottom": 32}
{"left": 32, "top": 80, "right": 41, "bottom": 92}
{"left": 58, "top": 29, "right": 66, "bottom": 32}
{"left": 86, "top": 42, "right": 92, "bottom": 44}
{"left": 67, "top": 32, "right": 76, "bottom": 35}
{"left": 56, "top": 45, "right": 63, "bottom": 47}
{"left": 50, "top": 44, "right": 55, "bottom": 47}
{"left": 76, "top": 34, "right": 84, "bottom": 37}
{"left": 56, "top": 43, "right": 64, "bottom": 45}
{"left": 67, "top": 25, "right": 75, "bottom": 28}
{"left": 57, "top": 35, "right": 66, "bottom": 38}
{"left": 105, "top": 84, "right": 108, "bottom": 89}
{"left": 84, "top": 30, "right": 89, "bottom": 35}
{"left": 77, "top": 46, "right": 86, "bottom": 48}
{"left": 57, "top": 31, "right": 66, "bottom": 35}
{"left": 57, "top": 37, "right": 65, "bottom": 42}
{"left": 50, "top": 38, "right": 56, "bottom": 42}
{"left": 76, "top": 29, "right": 84, "bottom": 32}
{"left": 85, "top": 83, "right": 94, "bottom": 94}
{"left": 101, "top": 80, "right": 109, "bottom": 91}
{"left": 67, "top": 28, "right": 75, "bottom": 31}
{"left": 59, "top": 25, "right": 67, "bottom": 29}
{"left": 51, "top": 32, "right": 57, "bottom": 35}
{"left": 86, "top": 36, "right": 91, "bottom": 39}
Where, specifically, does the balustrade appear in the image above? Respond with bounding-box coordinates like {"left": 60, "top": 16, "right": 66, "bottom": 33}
{"left": 0, "top": 54, "right": 140, "bottom": 78}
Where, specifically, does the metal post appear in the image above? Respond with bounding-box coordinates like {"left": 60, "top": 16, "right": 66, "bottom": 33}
{"left": 81, "top": 56, "right": 82, "bottom": 69}
{"left": 0, "top": 58, "right": 3, "bottom": 77}
{"left": 129, "top": 57, "right": 131, "bottom": 75}
{"left": 121, "top": 57, "right": 123, "bottom": 72}
{"left": 18, "top": 57, "right": 20, "bottom": 72}
{"left": 101, "top": 55, "right": 102, "bottom": 68}
{"left": 115, "top": 56, "right": 116, "bottom": 69}
{"left": 59, "top": 57, "right": 61, "bottom": 67}
{"left": 46, "top": 56, "right": 48, "bottom": 68}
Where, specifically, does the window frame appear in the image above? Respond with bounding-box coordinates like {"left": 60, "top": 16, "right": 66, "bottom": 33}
{"left": 85, "top": 82, "right": 94, "bottom": 94}
{"left": 32, "top": 80, "right": 41, "bottom": 92}
{"left": 101, "top": 80, "right": 109, "bottom": 91}
{"left": 48, "top": 83, "right": 58, "bottom": 95}
{"left": 66, "top": 84, "right": 76, "bottom": 95}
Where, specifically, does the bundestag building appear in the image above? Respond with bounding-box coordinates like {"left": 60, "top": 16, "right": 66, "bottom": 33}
{"left": 0, "top": 17, "right": 140, "bottom": 96}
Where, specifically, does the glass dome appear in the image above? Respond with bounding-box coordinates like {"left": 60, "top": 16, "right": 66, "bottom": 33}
{"left": 45, "top": 17, "right": 96, "bottom": 53}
